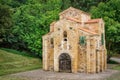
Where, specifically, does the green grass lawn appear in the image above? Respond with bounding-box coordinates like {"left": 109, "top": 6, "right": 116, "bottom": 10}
{"left": 0, "top": 48, "right": 42, "bottom": 76}
{"left": 0, "top": 48, "right": 120, "bottom": 80}
{"left": 112, "top": 63, "right": 120, "bottom": 70}
{"left": 0, "top": 75, "right": 28, "bottom": 80}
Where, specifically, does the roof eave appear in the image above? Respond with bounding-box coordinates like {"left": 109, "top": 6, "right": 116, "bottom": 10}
{"left": 59, "top": 7, "right": 91, "bottom": 16}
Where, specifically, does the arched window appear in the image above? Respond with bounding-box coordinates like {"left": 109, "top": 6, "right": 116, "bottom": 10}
{"left": 63, "top": 31, "right": 67, "bottom": 38}
{"left": 63, "top": 31, "right": 67, "bottom": 41}
{"left": 50, "top": 38, "right": 54, "bottom": 48}
{"left": 50, "top": 38, "right": 53, "bottom": 45}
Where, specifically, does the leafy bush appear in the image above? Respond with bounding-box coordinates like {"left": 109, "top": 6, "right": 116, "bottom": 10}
{"left": 11, "top": 0, "right": 62, "bottom": 57}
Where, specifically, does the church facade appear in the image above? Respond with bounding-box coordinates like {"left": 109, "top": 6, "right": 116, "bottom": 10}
{"left": 42, "top": 7, "right": 107, "bottom": 73}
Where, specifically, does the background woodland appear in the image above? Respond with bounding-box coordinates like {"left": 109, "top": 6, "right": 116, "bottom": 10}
{"left": 0, "top": 0, "right": 119, "bottom": 59}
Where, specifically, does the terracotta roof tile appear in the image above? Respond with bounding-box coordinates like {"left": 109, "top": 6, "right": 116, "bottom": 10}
{"left": 65, "top": 16, "right": 101, "bottom": 24}
{"left": 65, "top": 16, "right": 82, "bottom": 23}
{"left": 85, "top": 19, "right": 102, "bottom": 24}
{"left": 78, "top": 27, "right": 97, "bottom": 35}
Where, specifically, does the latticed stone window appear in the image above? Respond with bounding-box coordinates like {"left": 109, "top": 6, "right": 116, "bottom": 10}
{"left": 79, "top": 36, "right": 86, "bottom": 46}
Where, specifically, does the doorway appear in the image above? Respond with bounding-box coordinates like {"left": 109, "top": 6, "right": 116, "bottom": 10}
{"left": 59, "top": 53, "right": 71, "bottom": 72}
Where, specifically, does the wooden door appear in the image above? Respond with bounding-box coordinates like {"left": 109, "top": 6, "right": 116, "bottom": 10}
{"left": 59, "top": 53, "right": 71, "bottom": 72}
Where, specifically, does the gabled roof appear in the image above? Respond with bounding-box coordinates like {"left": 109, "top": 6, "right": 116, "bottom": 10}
{"left": 50, "top": 21, "right": 56, "bottom": 26}
{"left": 60, "top": 16, "right": 99, "bottom": 35}
{"left": 65, "top": 16, "right": 102, "bottom": 24}
{"left": 59, "top": 7, "right": 90, "bottom": 16}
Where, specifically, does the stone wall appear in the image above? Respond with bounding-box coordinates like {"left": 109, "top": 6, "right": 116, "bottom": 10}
{"left": 42, "top": 7, "right": 107, "bottom": 73}
{"left": 53, "top": 19, "right": 79, "bottom": 72}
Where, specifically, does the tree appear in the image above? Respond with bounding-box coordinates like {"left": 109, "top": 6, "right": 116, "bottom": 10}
{"left": 0, "top": 4, "right": 12, "bottom": 42}
{"left": 0, "top": 0, "right": 110, "bottom": 58}
{"left": 12, "top": 0, "right": 62, "bottom": 57}
{"left": 51, "top": 0, "right": 109, "bottom": 11}
{"left": 90, "top": 0, "right": 120, "bottom": 60}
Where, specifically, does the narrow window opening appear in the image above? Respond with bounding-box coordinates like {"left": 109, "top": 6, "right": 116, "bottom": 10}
{"left": 63, "top": 31, "right": 67, "bottom": 38}
{"left": 50, "top": 38, "right": 54, "bottom": 48}
{"left": 63, "top": 31, "right": 67, "bottom": 42}
{"left": 51, "top": 38, "right": 53, "bottom": 44}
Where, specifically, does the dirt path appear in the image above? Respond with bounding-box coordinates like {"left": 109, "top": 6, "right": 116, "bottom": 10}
{"left": 110, "top": 57, "right": 120, "bottom": 63}
{"left": 9, "top": 69, "right": 119, "bottom": 80}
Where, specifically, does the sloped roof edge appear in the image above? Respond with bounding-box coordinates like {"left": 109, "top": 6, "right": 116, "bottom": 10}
{"left": 42, "top": 32, "right": 53, "bottom": 38}
{"left": 64, "top": 16, "right": 82, "bottom": 23}
{"left": 85, "top": 18, "right": 103, "bottom": 24}
{"left": 59, "top": 7, "right": 91, "bottom": 16}
{"left": 79, "top": 27, "right": 98, "bottom": 35}
{"left": 65, "top": 16, "right": 102, "bottom": 24}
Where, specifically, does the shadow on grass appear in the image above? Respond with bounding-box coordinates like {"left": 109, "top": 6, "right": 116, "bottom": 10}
{"left": 0, "top": 48, "right": 42, "bottom": 76}
{"left": 0, "top": 48, "right": 39, "bottom": 58}
{"left": 108, "top": 60, "right": 119, "bottom": 64}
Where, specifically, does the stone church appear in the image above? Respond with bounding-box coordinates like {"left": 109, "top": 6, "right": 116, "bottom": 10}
{"left": 42, "top": 7, "right": 107, "bottom": 73}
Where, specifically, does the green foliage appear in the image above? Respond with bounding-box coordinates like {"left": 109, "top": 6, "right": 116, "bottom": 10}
{"left": 112, "top": 64, "right": 120, "bottom": 70}
{"left": 11, "top": 0, "right": 62, "bottom": 57}
{"left": 107, "top": 60, "right": 119, "bottom": 64}
{"left": 61, "top": 0, "right": 71, "bottom": 10}
{"left": 0, "top": 0, "right": 112, "bottom": 58}
{"left": 69, "top": 0, "right": 109, "bottom": 11}
{"left": 1, "top": 48, "right": 37, "bottom": 57}
{"left": 90, "top": 0, "right": 120, "bottom": 60}
{"left": 0, "top": 4, "right": 12, "bottom": 37}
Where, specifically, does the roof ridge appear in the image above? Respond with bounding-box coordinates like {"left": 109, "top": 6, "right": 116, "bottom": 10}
{"left": 59, "top": 7, "right": 90, "bottom": 16}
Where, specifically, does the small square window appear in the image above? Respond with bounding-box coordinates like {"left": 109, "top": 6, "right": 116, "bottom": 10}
{"left": 58, "top": 28, "right": 60, "bottom": 30}
{"left": 69, "top": 27, "right": 72, "bottom": 30}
